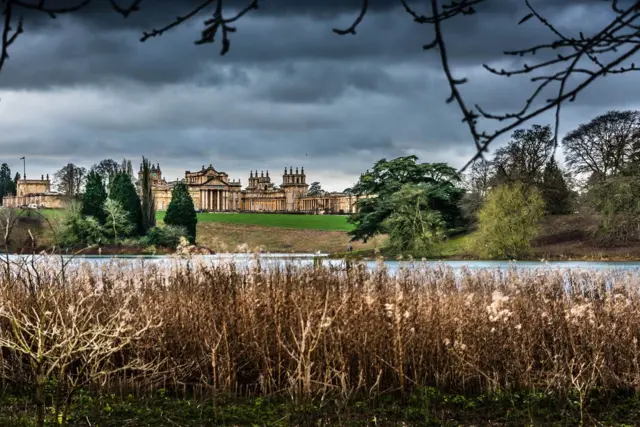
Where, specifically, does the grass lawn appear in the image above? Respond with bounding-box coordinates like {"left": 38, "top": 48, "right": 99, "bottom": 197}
{"left": 156, "top": 211, "right": 354, "bottom": 231}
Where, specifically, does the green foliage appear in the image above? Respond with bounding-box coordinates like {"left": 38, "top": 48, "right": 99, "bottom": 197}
{"left": 146, "top": 225, "right": 188, "bottom": 248}
{"left": 108, "top": 172, "right": 142, "bottom": 235}
{"left": 59, "top": 201, "right": 105, "bottom": 247}
{"left": 103, "top": 198, "right": 133, "bottom": 244}
{"left": 164, "top": 182, "right": 197, "bottom": 244}
{"left": 140, "top": 157, "right": 156, "bottom": 233}
{"left": 81, "top": 170, "right": 107, "bottom": 223}
{"left": 588, "top": 168, "right": 640, "bottom": 243}
{"left": 473, "top": 183, "right": 545, "bottom": 259}
{"left": 382, "top": 184, "right": 447, "bottom": 254}
{"left": 541, "top": 158, "right": 573, "bottom": 215}
{"left": 91, "top": 158, "right": 120, "bottom": 190}
{"left": 0, "top": 163, "right": 15, "bottom": 203}
{"left": 348, "top": 156, "right": 465, "bottom": 242}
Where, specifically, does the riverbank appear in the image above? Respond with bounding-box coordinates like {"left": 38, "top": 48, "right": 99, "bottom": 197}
{"left": 334, "top": 214, "right": 640, "bottom": 262}
{"left": 9, "top": 210, "right": 640, "bottom": 261}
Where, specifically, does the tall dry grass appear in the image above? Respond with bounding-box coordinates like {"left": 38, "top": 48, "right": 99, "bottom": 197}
{"left": 1, "top": 255, "right": 640, "bottom": 410}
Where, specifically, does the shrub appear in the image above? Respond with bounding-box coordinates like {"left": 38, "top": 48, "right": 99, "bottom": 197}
{"left": 59, "top": 201, "right": 105, "bottom": 247}
{"left": 146, "top": 225, "right": 187, "bottom": 248}
{"left": 588, "top": 168, "right": 640, "bottom": 243}
{"left": 473, "top": 183, "right": 545, "bottom": 259}
{"left": 103, "top": 198, "right": 133, "bottom": 244}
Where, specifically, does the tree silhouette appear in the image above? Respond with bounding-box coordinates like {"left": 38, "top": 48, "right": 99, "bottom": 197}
{"left": 1, "top": 0, "right": 639, "bottom": 169}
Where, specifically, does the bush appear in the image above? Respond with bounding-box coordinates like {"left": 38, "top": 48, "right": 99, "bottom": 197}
{"left": 146, "top": 225, "right": 187, "bottom": 248}
{"left": 59, "top": 201, "right": 105, "bottom": 247}
{"left": 472, "top": 183, "right": 545, "bottom": 259}
{"left": 588, "top": 169, "right": 640, "bottom": 243}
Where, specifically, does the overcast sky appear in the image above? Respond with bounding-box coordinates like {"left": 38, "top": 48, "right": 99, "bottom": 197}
{"left": 0, "top": 0, "right": 638, "bottom": 191}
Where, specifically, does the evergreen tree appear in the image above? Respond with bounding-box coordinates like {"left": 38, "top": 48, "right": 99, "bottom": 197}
{"left": 140, "top": 157, "right": 156, "bottom": 233}
{"left": 81, "top": 170, "right": 108, "bottom": 223}
{"left": 0, "top": 163, "right": 11, "bottom": 204}
{"left": 541, "top": 159, "right": 573, "bottom": 215}
{"left": 108, "top": 172, "right": 143, "bottom": 236}
{"left": 164, "top": 182, "right": 197, "bottom": 244}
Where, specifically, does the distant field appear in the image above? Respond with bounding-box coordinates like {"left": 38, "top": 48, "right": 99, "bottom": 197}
{"left": 156, "top": 212, "right": 354, "bottom": 231}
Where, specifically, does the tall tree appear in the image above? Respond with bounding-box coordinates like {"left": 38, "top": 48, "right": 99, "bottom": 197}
{"left": 540, "top": 159, "right": 573, "bottom": 215}
{"left": 164, "top": 182, "right": 197, "bottom": 244}
{"left": 382, "top": 183, "right": 447, "bottom": 254}
{"left": 492, "top": 124, "right": 554, "bottom": 188}
{"left": 307, "top": 182, "right": 324, "bottom": 196}
{"left": 81, "top": 170, "right": 108, "bottom": 223}
{"left": 348, "top": 156, "right": 465, "bottom": 242}
{"left": 460, "top": 159, "right": 493, "bottom": 224}
{"left": 562, "top": 110, "right": 640, "bottom": 180}
{"left": 140, "top": 157, "right": 156, "bottom": 233}
{"left": 92, "top": 159, "right": 120, "bottom": 190}
{"left": 54, "top": 163, "right": 87, "bottom": 197}
{"left": 0, "top": 163, "right": 12, "bottom": 204}
{"left": 121, "top": 158, "right": 135, "bottom": 183}
{"left": 108, "top": 172, "right": 143, "bottom": 236}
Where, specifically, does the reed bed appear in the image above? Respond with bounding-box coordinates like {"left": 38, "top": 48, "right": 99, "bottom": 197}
{"left": 1, "top": 255, "right": 640, "bottom": 415}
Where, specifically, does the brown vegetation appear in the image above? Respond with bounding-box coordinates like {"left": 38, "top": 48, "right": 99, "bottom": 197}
{"left": 1, "top": 256, "right": 640, "bottom": 424}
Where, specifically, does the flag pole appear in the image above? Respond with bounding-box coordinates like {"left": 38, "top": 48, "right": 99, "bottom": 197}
{"left": 20, "top": 156, "right": 25, "bottom": 179}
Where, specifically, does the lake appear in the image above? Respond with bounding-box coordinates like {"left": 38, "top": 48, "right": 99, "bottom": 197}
{"left": 3, "top": 253, "right": 640, "bottom": 274}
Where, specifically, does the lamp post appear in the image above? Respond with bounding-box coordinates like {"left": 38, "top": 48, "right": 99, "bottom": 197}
{"left": 20, "top": 156, "right": 25, "bottom": 179}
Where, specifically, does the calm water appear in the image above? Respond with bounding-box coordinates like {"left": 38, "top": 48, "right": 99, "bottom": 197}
{"left": 3, "top": 253, "right": 640, "bottom": 274}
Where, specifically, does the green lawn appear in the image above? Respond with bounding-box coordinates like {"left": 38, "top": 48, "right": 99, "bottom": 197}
{"left": 156, "top": 211, "right": 354, "bottom": 231}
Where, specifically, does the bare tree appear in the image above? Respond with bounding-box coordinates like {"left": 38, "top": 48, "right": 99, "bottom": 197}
{"left": 91, "top": 158, "right": 120, "bottom": 190}
{"left": 492, "top": 124, "right": 554, "bottom": 188}
{"left": 562, "top": 110, "right": 640, "bottom": 180}
{"left": 1, "top": 0, "right": 639, "bottom": 169}
{"left": 53, "top": 163, "right": 86, "bottom": 197}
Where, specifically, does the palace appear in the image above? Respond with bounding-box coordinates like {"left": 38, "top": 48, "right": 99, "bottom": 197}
{"left": 1, "top": 162, "right": 363, "bottom": 214}
{"left": 143, "top": 163, "right": 360, "bottom": 214}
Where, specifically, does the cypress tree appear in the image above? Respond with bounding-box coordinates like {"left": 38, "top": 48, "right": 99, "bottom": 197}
{"left": 140, "top": 157, "right": 156, "bottom": 233}
{"left": 164, "top": 182, "right": 197, "bottom": 244}
{"left": 109, "top": 172, "right": 143, "bottom": 235}
{"left": 82, "top": 170, "right": 108, "bottom": 223}
{"left": 541, "top": 159, "right": 573, "bottom": 215}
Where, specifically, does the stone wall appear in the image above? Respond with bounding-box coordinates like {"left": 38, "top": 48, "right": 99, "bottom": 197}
{"left": 2, "top": 194, "right": 68, "bottom": 209}
{"left": 16, "top": 179, "right": 50, "bottom": 197}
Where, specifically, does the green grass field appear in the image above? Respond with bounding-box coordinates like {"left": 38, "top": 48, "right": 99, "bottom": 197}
{"left": 156, "top": 211, "right": 354, "bottom": 231}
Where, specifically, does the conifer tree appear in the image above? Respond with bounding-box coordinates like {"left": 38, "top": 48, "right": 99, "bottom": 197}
{"left": 140, "top": 157, "right": 156, "bottom": 233}
{"left": 81, "top": 170, "right": 108, "bottom": 223}
{"left": 541, "top": 159, "right": 573, "bottom": 215}
{"left": 109, "top": 171, "right": 143, "bottom": 235}
{"left": 164, "top": 182, "right": 197, "bottom": 244}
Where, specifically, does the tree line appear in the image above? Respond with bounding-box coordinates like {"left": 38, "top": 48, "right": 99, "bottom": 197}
{"left": 347, "top": 109, "right": 640, "bottom": 258}
{"left": 60, "top": 156, "right": 197, "bottom": 250}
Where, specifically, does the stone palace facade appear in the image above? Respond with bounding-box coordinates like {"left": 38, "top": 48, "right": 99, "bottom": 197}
{"left": 1, "top": 163, "right": 363, "bottom": 214}
{"left": 143, "top": 163, "right": 360, "bottom": 214}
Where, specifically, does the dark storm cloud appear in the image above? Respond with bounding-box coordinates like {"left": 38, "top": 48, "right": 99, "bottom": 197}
{"left": 1, "top": 0, "right": 637, "bottom": 191}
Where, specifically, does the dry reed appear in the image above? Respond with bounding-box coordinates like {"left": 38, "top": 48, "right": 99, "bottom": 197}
{"left": 1, "top": 255, "right": 640, "bottom": 406}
